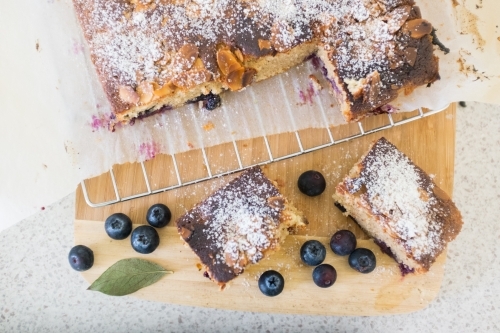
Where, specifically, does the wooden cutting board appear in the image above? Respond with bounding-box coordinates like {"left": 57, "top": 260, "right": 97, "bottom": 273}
{"left": 74, "top": 104, "right": 456, "bottom": 315}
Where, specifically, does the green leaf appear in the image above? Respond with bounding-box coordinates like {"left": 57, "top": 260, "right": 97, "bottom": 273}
{"left": 88, "top": 258, "right": 173, "bottom": 296}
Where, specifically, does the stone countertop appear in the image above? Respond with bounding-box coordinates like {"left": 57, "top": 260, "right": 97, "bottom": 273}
{"left": 1, "top": 102, "right": 498, "bottom": 332}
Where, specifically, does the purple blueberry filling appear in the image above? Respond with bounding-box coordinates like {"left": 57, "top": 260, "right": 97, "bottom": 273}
{"left": 369, "top": 104, "right": 399, "bottom": 115}
{"left": 311, "top": 56, "right": 341, "bottom": 95}
{"left": 129, "top": 104, "right": 172, "bottom": 125}
{"left": 373, "top": 239, "right": 414, "bottom": 276}
{"left": 309, "top": 54, "right": 321, "bottom": 70}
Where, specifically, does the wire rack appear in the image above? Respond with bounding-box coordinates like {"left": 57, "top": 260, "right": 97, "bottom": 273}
{"left": 81, "top": 106, "right": 448, "bottom": 208}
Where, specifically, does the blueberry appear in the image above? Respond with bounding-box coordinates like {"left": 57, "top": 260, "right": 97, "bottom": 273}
{"left": 297, "top": 170, "right": 326, "bottom": 196}
{"left": 131, "top": 225, "right": 160, "bottom": 254}
{"left": 330, "top": 230, "right": 357, "bottom": 256}
{"left": 146, "top": 203, "right": 171, "bottom": 228}
{"left": 104, "top": 213, "right": 132, "bottom": 240}
{"left": 300, "top": 240, "right": 326, "bottom": 266}
{"left": 204, "top": 93, "right": 221, "bottom": 111}
{"left": 312, "top": 264, "right": 337, "bottom": 288}
{"left": 68, "top": 245, "right": 94, "bottom": 271}
{"left": 258, "top": 270, "right": 285, "bottom": 297}
{"left": 188, "top": 93, "right": 221, "bottom": 111}
{"left": 348, "top": 248, "right": 376, "bottom": 273}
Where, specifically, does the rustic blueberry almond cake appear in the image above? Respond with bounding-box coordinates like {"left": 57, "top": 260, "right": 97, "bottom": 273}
{"left": 333, "top": 137, "right": 462, "bottom": 274}
{"left": 176, "top": 166, "right": 307, "bottom": 288}
{"left": 72, "top": 0, "right": 439, "bottom": 125}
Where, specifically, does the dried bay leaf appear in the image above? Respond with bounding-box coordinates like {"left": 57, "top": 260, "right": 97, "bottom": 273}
{"left": 88, "top": 258, "right": 173, "bottom": 296}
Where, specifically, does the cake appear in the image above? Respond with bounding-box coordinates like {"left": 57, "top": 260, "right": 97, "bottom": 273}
{"left": 332, "top": 137, "right": 462, "bottom": 274}
{"left": 176, "top": 166, "right": 307, "bottom": 288}
{"left": 72, "top": 0, "right": 439, "bottom": 126}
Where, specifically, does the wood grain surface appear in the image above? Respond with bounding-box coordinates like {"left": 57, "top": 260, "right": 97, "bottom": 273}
{"left": 75, "top": 104, "right": 456, "bottom": 315}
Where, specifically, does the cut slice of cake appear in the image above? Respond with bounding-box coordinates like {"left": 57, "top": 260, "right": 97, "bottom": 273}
{"left": 72, "top": 0, "right": 439, "bottom": 126}
{"left": 176, "top": 166, "right": 307, "bottom": 288}
{"left": 333, "top": 137, "right": 462, "bottom": 274}
{"left": 316, "top": 4, "right": 440, "bottom": 122}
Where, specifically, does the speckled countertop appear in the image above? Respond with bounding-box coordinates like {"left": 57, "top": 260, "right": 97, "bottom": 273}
{"left": 0, "top": 102, "right": 499, "bottom": 332}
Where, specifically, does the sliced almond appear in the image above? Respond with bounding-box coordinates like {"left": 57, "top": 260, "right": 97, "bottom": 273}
{"left": 226, "top": 67, "right": 245, "bottom": 91}
{"left": 118, "top": 85, "right": 140, "bottom": 104}
{"left": 258, "top": 39, "right": 272, "bottom": 50}
{"left": 153, "top": 81, "right": 176, "bottom": 98}
{"left": 192, "top": 58, "right": 206, "bottom": 70}
{"left": 404, "top": 19, "right": 433, "bottom": 39}
{"left": 171, "top": 44, "right": 199, "bottom": 72}
{"left": 234, "top": 48, "right": 245, "bottom": 63}
{"left": 137, "top": 81, "right": 154, "bottom": 104}
{"left": 241, "top": 68, "right": 257, "bottom": 88}
{"left": 216, "top": 48, "right": 242, "bottom": 76}
{"left": 225, "top": 67, "right": 256, "bottom": 91}
{"left": 385, "top": 5, "right": 411, "bottom": 33}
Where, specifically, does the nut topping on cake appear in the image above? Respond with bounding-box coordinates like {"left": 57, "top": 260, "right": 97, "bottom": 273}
{"left": 404, "top": 19, "right": 433, "bottom": 39}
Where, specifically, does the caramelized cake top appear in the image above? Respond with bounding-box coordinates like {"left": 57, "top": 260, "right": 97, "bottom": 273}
{"left": 73, "top": 0, "right": 438, "bottom": 119}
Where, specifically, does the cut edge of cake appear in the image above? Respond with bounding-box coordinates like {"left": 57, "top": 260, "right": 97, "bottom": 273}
{"left": 332, "top": 137, "right": 462, "bottom": 274}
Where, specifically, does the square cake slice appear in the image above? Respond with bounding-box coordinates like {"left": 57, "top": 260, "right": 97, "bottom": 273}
{"left": 176, "top": 166, "right": 307, "bottom": 288}
{"left": 333, "top": 137, "right": 462, "bottom": 274}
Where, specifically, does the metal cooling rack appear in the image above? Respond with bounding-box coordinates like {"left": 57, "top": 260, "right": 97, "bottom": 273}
{"left": 81, "top": 106, "right": 449, "bottom": 207}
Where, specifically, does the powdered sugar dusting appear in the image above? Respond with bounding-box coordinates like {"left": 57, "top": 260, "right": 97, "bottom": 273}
{"left": 200, "top": 171, "right": 282, "bottom": 270}
{"left": 346, "top": 138, "right": 442, "bottom": 260}
{"left": 73, "top": 0, "right": 417, "bottom": 98}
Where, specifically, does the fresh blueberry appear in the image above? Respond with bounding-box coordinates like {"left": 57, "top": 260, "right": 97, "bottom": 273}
{"left": 204, "top": 93, "right": 221, "bottom": 111}
{"left": 68, "top": 245, "right": 94, "bottom": 271}
{"left": 297, "top": 170, "right": 326, "bottom": 196}
{"left": 131, "top": 225, "right": 160, "bottom": 254}
{"left": 348, "top": 248, "right": 376, "bottom": 273}
{"left": 312, "top": 264, "right": 337, "bottom": 288}
{"left": 146, "top": 203, "right": 171, "bottom": 228}
{"left": 188, "top": 93, "right": 221, "bottom": 111}
{"left": 258, "top": 270, "right": 285, "bottom": 297}
{"left": 104, "top": 213, "right": 132, "bottom": 240}
{"left": 300, "top": 240, "right": 326, "bottom": 266}
{"left": 330, "top": 230, "right": 357, "bottom": 256}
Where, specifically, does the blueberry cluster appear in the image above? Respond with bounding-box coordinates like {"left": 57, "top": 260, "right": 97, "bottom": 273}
{"left": 294, "top": 170, "right": 376, "bottom": 290}
{"left": 299, "top": 240, "right": 337, "bottom": 288}
{"left": 68, "top": 203, "right": 172, "bottom": 271}
{"left": 329, "top": 230, "right": 376, "bottom": 274}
